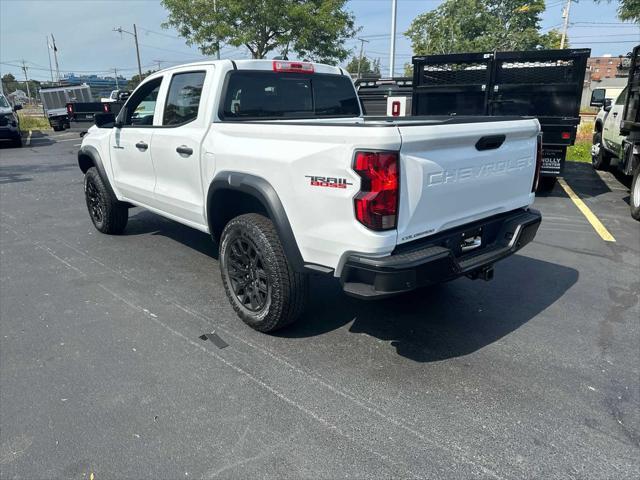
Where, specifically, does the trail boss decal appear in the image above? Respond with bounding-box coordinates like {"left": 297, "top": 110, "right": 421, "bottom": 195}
{"left": 305, "top": 176, "right": 353, "bottom": 189}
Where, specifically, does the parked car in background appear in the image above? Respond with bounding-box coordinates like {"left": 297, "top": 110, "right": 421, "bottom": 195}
{"left": 78, "top": 59, "right": 542, "bottom": 333}
{"left": 0, "top": 92, "right": 22, "bottom": 147}
{"left": 592, "top": 44, "right": 640, "bottom": 221}
{"left": 101, "top": 89, "right": 131, "bottom": 103}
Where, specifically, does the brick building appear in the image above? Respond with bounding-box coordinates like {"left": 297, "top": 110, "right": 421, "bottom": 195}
{"left": 587, "top": 55, "right": 628, "bottom": 80}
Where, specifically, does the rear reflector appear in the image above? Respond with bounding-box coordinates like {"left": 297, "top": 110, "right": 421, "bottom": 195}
{"left": 561, "top": 131, "right": 571, "bottom": 140}
{"left": 353, "top": 151, "right": 399, "bottom": 231}
{"left": 391, "top": 101, "right": 400, "bottom": 117}
{"left": 533, "top": 134, "right": 543, "bottom": 192}
{"left": 66, "top": 103, "right": 74, "bottom": 115}
{"left": 272, "top": 60, "right": 314, "bottom": 73}
{"left": 103, "top": 103, "right": 110, "bottom": 113}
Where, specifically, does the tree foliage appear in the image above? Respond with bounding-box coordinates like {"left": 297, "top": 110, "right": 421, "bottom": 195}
{"left": 405, "top": 0, "right": 566, "bottom": 55}
{"left": 161, "top": 0, "right": 357, "bottom": 62}
{"left": 127, "top": 70, "right": 157, "bottom": 90}
{"left": 345, "top": 56, "right": 380, "bottom": 76}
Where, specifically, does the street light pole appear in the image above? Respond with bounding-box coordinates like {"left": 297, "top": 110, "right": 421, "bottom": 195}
{"left": 389, "top": 0, "right": 398, "bottom": 78}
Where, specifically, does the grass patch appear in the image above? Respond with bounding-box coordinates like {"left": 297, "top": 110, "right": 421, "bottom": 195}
{"left": 567, "top": 140, "right": 592, "bottom": 163}
{"left": 17, "top": 112, "right": 51, "bottom": 132}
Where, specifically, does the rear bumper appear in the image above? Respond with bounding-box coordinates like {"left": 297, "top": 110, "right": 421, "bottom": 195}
{"left": 340, "top": 208, "right": 541, "bottom": 299}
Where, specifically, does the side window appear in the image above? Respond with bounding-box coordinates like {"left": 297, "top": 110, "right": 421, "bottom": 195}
{"left": 163, "top": 71, "right": 206, "bottom": 126}
{"left": 124, "top": 78, "right": 162, "bottom": 126}
{"left": 616, "top": 87, "right": 628, "bottom": 106}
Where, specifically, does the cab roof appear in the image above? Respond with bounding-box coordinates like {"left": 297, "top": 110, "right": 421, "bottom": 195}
{"left": 155, "top": 59, "right": 345, "bottom": 76}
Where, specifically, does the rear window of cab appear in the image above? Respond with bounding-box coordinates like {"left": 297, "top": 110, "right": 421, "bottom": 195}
{"left": 220, "top": 71, "right": 360, "bottom": 120}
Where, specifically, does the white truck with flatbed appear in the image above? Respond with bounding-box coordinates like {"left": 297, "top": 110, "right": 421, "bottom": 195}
{"left": 591, "top": 44, "right": 640, "bottom": 221}
{"left": 78, "top": 59, "right": 542, "bottom": 332}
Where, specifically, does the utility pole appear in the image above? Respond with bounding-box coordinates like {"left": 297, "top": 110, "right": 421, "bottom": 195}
{"left": 114, "top": 25, "right": 143, "bottom": 79}
{"left": 46, "top": 36, "right": 54, "bottom": 82}
{"left": 133, "top": 24, "right": 143, "bottom": 78}
{"left": 357, "top": 37, "right": 370, "bottom": 79}
{"left": 214, "top": 0, "right": 220, "bottom": 60}
{"left": 389, "top": 0, "right": 398, "bottom": 78}
{"left": 560, "top": 0, "right": 572, "bottom": 49}
{"left": 114, "top": 68, "right": 119, "bottom": 90}
{"left": 51, "top": 34, "right": 61, "bottom": 83}
{"left": 21, "top": 60, "right": 31, "bottom": 104}
{"left": 153, "top": 59, "right": 163, "bottom": 70}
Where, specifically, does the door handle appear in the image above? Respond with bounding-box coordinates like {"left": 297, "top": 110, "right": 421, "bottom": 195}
{"left": 176, "top": 145, "right": 193, "bottom": 156}
{"left": 135, "top": 141, "right": 148, "bottom": 151}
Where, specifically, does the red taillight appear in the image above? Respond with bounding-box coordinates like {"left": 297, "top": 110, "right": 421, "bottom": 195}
{"left": 533, "top": 135, "right": 543, "bottom": 192}
{"left": 561, "top": 131, "right": 570, "bottom": 140}
{"left": 391, "top": 101, "right": 400, "bottom": 117}
{"left": 66, "top": 103, "right": 74, "bottom": 115}
{"left": 103, "top": 103, "right": 110, "bottom": 113}
{"left": 353, "top": 151, "right": 399, "bottom": 231}
{"left": 272, "top": 60, "right": 314, "bottom": 73}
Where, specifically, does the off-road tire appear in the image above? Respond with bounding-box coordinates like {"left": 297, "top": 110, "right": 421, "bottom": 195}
{"left": 84, "top": 167, "right": 128, "bottom": 234}
{"left": 220, "top": 213, "right": 307, "bottom": 333}
{"left": 537, "top": 176, "right": 557, "bottom": 191}
{"left": 592, "top": 132, "right": 611, "bottom": 171}
{"left": 631, "top": 165, "right": 640, "bottom": 221}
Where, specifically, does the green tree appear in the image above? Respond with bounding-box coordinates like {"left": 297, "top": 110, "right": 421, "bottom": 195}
{"left": 405, "top": 0, "right": 564, "bottom": 55}
{"left": 345, "top": 56, "right": 380, "bottom": 76}
{"left": 127, "top": 70, "right": 157, "bottom": 90}
{"left": 594, "top": 0, "right": 639, "bottom": 22}
{"left": 2, "top": 73, "right": 18, "bottom": 93}
{"left": 161, "top": 0, "right": 357, "bottom": 62}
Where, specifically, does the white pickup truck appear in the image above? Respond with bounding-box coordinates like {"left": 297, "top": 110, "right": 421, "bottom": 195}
{"left": 78, "top": 59, "right": 542, "bottom": 332}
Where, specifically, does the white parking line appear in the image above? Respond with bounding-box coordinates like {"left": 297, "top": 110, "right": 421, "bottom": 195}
{"left": 25, "top": 130, "right": 32, "bottom": 146}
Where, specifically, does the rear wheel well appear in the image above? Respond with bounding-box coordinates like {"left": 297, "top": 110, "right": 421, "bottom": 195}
{"left": 208, "top": 189, "right": 269, "bottom": 242}
{"left": 594, "top": 120, "right": 603, "bottom": 133}
{"left": 78, "top": 153, "right": 94, "bottom": 173}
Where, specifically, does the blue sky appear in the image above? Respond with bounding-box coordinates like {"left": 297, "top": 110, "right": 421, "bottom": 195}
{"left": 1, "top": 0, "right": 637, "bottom": 81}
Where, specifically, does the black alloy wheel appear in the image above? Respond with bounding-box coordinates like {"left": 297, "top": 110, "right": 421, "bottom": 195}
{"left": 225, "top": 234, "right": 270, "bottom": 312}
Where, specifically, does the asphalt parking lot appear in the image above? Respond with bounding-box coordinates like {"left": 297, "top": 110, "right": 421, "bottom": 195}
{"left": 1, "top": 129, "right": 638, "bottom": 479}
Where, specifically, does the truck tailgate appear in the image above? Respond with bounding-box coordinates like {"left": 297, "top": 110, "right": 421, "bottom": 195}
{"left": 396, "top": 118, "right": 539, "bottom": 244}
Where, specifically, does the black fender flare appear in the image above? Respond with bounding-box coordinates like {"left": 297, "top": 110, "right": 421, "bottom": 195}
{"left": 78, "top": 145, "right": 117, "bottom": 199}
{"left": 207, "top": 172, "right": 305, "bottom": 272}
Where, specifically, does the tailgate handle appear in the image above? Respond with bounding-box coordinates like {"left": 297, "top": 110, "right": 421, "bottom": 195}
{"left": 475, "top": 135, "right": 505, "bottom": 151}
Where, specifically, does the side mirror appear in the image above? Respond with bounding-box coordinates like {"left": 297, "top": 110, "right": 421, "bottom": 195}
{"left": 114, "top": 107, "right": 126, "bottom": 128}
{"left": 13, "top": 104, "right": 22, "bottom": 112}
{"left": 94, "top": 112, "right": 115, "bottom": 128}
{"left": 590, "top": 88, "right": 605, "bottom": 107}
{"left": 603, "top": 98, "right": 612, "bottom": 112}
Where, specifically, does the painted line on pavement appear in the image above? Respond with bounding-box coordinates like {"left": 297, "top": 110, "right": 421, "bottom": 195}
{"left": 25, "top": 130, "right": 32, "bottom": 146}
{"left": 557, "top": 177, "right": 616, "bottom": 242}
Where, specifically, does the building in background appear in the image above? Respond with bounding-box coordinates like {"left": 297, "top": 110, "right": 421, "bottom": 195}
{"left": 587, "top": 54, "right": 629, "bottom": 81}
{"left": 60, "top": 73, "right": 127, "bottom": 99}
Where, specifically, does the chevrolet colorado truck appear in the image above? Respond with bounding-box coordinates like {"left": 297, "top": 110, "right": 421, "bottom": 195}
{"left": 78, "top": 59, "right": 542, "bottom": 332}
